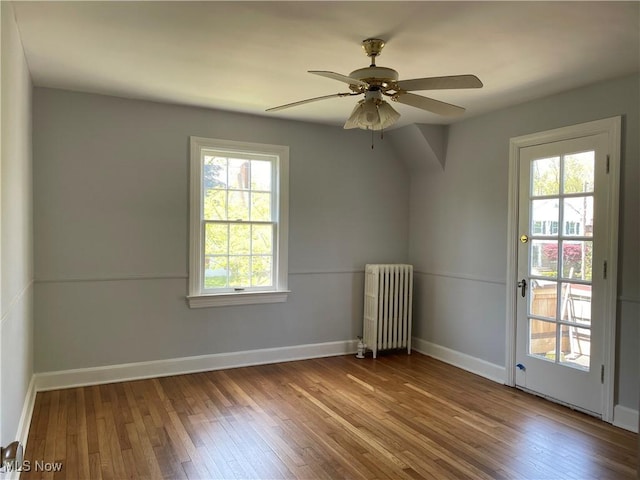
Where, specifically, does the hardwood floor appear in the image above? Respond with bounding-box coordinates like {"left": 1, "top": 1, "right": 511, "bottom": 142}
{"left": 22, "top": 353, "right": 637, "bottom": 479}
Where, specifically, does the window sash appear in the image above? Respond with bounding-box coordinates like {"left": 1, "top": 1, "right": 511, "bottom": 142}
{"left": 201, "top": 219, "right": 277, "bottom": 293}
{"left": 188, "top": 136, "right": 289, "bottom": 307}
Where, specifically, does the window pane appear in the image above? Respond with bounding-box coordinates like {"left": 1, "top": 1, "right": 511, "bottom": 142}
{"left": 228, "top": 158, "right": 250, "bottom": 190}
{"left": 229, "top": 256, "right": 250, "bottom": 287}
{"left": 531, "top": 157, "right": 559, "bottom": 196}
{"left": 563, "top": 197, "right": 593, "bottom": 237}
{"left": 203, "top": 190, "right": 227, "bottom": 220}
{"left": 204, "top": 156, "right": 227, "bottom": 188}
{"left": 530, "top": 240, "right": 558, "bottom": 278}
{"left": 563, "top": 151, "right": 594, "bottom": 194}
{"left": 531, "top": 199, "right": 559, "bottom": 237}
{"left": 204, "top": 256, "right": 228, "bottom": 288}
{"left": 529, "top": 280, "right": 557, "bottom": 319}
{"left": 252, "top": 225, "right": 273, "bottom": 254}
{"left": 229, "top": 224, "right": 250, "bottom": 255}
{"left": 561, "top": 241, "right": 592, "bottom": 281}
{"left": 251, "top": 256, "right": 272, "bottom": 286}
{"left": 227, "top": 191, "right": 250, "bottom": 220}
{"left": 251, "top": 192, "right": 272, "bottom": 221}
{"left": 559, "top": 325, "right": 590, "bottom": 370}
{"left": 529, "top": 318, "right": 556, "bottom": 361}
{"left": 251, "top": 160, "right": 272, "bottom": 191}
{"left": 205, "top": 223, "right": 228, "bottom": 255}
{"left": 559, "top": 283, "right": 591, "bottom": 326}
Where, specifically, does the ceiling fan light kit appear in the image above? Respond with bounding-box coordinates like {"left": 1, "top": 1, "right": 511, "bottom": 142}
{"left": 267, "top": 38, "right": 483, "bottom": 132}
{"left": 344, "top": 90, "right": 400, "bottom": 130}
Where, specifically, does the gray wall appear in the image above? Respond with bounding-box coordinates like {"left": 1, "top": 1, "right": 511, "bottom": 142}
{"left": 0, "top": 2, "right": 33, "bottom": 444}
{"left": 409, "top": 74, "right": 639, "bottom": 410}
{"left": 33, "top": 88, "right": 410, "bottom": 372}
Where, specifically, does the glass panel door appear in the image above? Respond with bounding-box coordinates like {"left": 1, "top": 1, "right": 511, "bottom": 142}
{"left": 528, "top": 151, "right": 594, "bottom": 371}
{"left": 514, "top": 129, "right": 613, "bottom": 417}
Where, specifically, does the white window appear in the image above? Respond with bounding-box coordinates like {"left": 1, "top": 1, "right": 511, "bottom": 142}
{"left": 188, "top": 137, "right": 289, "bottom": 308}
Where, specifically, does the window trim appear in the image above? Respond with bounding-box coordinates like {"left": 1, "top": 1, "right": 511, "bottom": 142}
{"left": 187, "top": 136, "right": 289, "bottom": 308}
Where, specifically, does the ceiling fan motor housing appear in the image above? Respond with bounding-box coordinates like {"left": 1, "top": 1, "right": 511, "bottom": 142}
{"left": 349, "top": 66, "right": 399, "bottom": 91}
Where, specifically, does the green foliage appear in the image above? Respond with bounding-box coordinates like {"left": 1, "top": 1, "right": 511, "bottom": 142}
{"left": 532, "top": 152, "right": 594, "bottom": 197}
{"left": 202, "top": 158, "right": 274, "bottom": 289}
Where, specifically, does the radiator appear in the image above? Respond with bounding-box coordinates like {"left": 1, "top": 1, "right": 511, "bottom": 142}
{"left": 363, "top": 264, "right": 414, "bottom": 358}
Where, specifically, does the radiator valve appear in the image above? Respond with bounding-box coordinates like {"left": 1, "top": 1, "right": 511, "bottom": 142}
{"left": 356, "top": 337, "right": 366, "bottom": 359}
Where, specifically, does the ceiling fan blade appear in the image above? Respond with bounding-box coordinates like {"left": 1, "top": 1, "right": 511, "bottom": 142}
{"left": 396, "top": 75, "right": 483, "bottom": 92}
{"left": 266, "top": 92, "right": 355, "bottom": 112}
{"left": 394, "top": 93, "right": 466, "bottom": 117}
{"left": 309, "top": 71, "right": 369, "bottom": 88}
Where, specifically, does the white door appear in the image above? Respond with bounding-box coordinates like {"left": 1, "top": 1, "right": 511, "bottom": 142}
{"left": 514, "top": 131, "right": 615, "bottom": 416}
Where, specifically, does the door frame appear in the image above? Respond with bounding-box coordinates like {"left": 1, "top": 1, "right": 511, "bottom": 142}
{"left": 505, "top": 116, "right": 621, "bottom": 422}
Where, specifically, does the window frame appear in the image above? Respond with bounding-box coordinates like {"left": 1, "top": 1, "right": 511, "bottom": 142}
{"left": 187, "top": 136, "right": 289, "bottom": 308}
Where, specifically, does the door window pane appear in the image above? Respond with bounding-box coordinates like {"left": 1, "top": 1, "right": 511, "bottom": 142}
{"left": 559, "top": 325, "right": 590, "bottom": 370}
{"left": 561, "top": 241, "right": 592, "bottom": 281}
{"left": 531, "top": 199, "right": 559, "bottom": 237}
{"left": 530, "top": 240, "right": 558, "bottom": 278}
{"left": 531, "top": 157, "right": 560, "bottom": 196}
{"left": 563, "top": 151, "right": 594, "bottom": 194}
{"left": 559, "top": 283, "right": 591, "bottom": 326}
{"left": 563, "top": 197, "right": 593, "bottom": 237}
{"left": 529, "top": 318, "right": 557, "bottom": 361}
{"left": 529, "top": 280, "right": 557, "bottom": 320}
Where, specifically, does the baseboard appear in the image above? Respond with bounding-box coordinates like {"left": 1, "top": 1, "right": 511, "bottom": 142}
{"left": 613, "top": 404, "right": 639, "bottom": 433}
{"left": 34, "top": 339, "right": 359, "bottom": 392}
{"left": 412, "top": 337, "right": 506, "bottom": 384}
{"left": 16, "top": 376, "right": 36, "bottom": 446}
{"left": 3, "top": 377, "right": 38, "bottom": 480}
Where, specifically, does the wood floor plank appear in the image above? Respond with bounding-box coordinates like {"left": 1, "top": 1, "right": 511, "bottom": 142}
{"left": 21, "top": 353, "right": 637, "bottom": 479}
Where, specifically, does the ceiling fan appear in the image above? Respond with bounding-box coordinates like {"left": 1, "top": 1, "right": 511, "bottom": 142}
{"left": 266, "top": 38, "right": 483, "bottom": 130}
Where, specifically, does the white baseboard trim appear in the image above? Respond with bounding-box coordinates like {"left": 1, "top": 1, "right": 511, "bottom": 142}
{"left": 6, "top": 376, "right": 38, "bottom": 479}
{"left": 412, "top": 337, "right": 506, "bottom": 384}
{"left": 35, "top": 339, "right": 359, "bottom": 392}
{"left": 613, "top": 404, "right": 639, "bottom": 433}
{"left": 16, "top": 376, "right": 37, "bottom": 446}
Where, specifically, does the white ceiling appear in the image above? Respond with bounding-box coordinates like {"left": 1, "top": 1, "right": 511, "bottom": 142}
{"left": 11, "top": 1, "right": 640, "bottom": 128}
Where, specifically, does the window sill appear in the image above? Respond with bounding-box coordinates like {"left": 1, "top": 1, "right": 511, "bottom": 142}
{"left": 187, "top": 290, "right": 290, "bottom": 308}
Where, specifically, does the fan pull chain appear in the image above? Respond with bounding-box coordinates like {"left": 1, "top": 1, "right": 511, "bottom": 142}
{"left": 369, "top": 127, "right": 386, "bottom": 150}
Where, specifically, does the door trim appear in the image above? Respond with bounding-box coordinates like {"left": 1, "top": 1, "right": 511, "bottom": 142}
{"left": 505, "top": 116, "right": 621, "bottom": 422}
